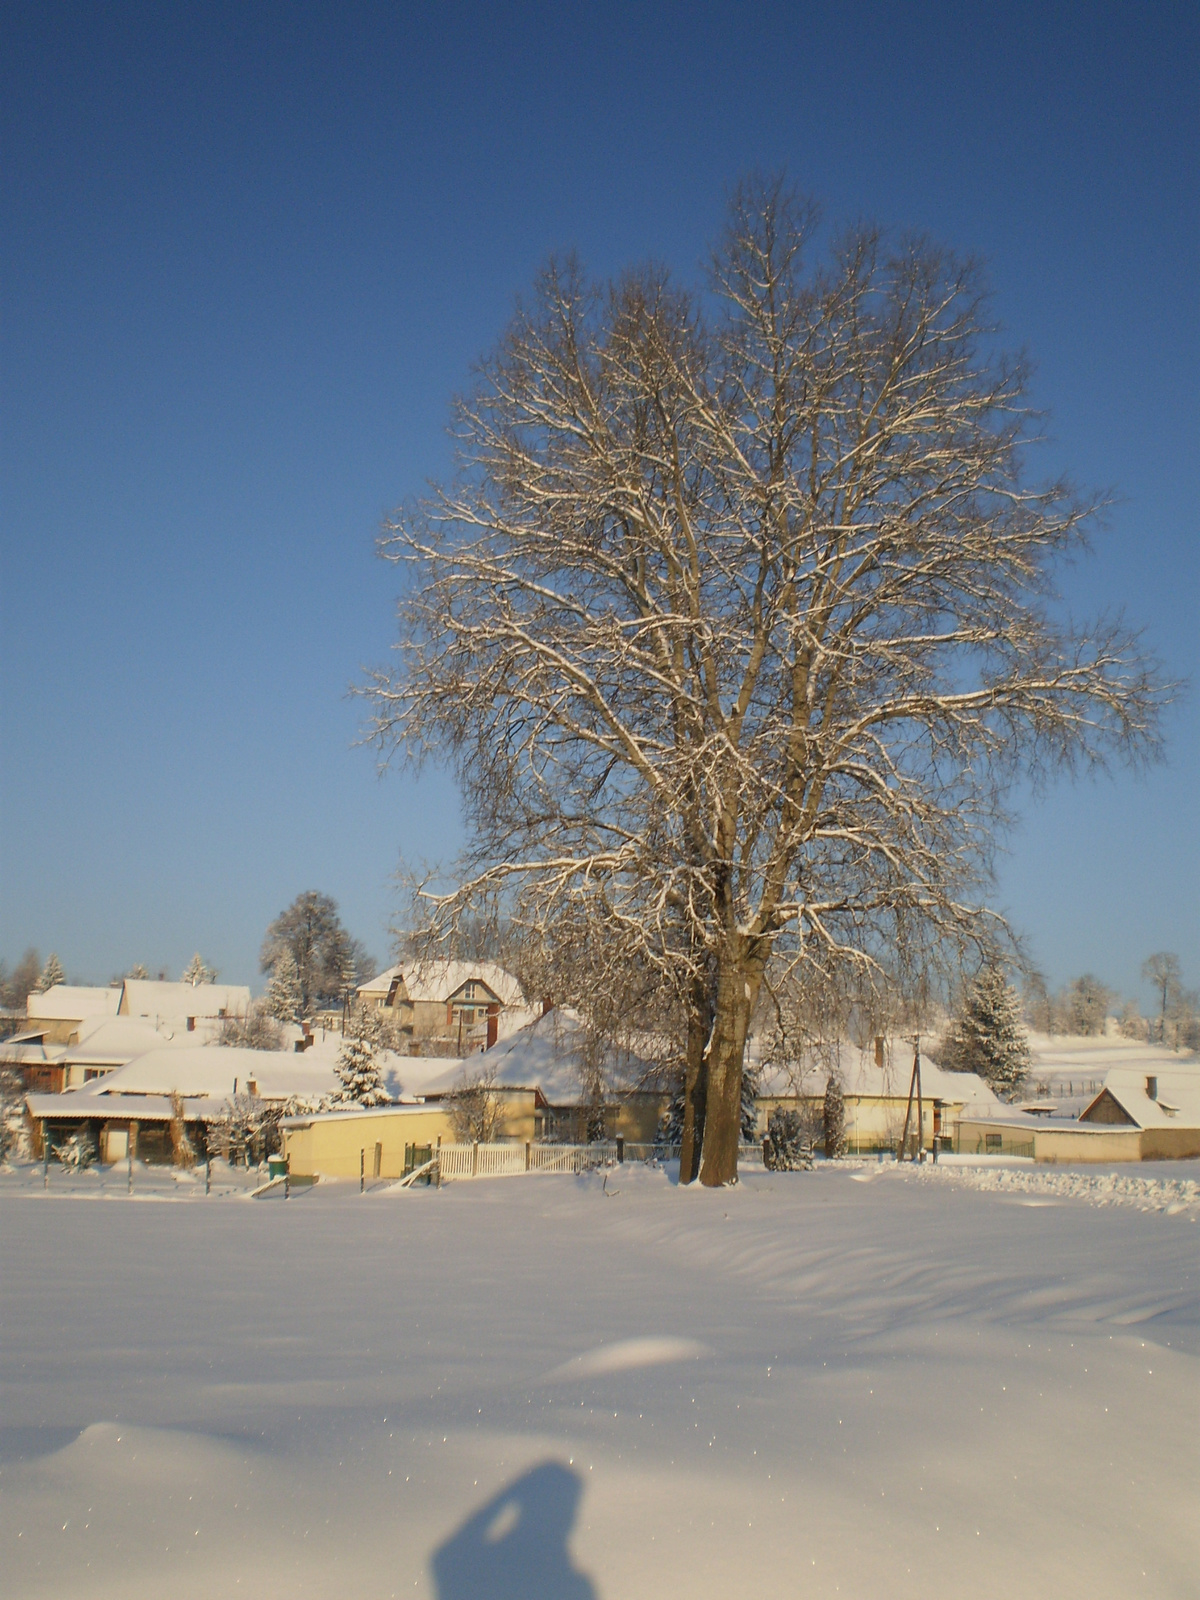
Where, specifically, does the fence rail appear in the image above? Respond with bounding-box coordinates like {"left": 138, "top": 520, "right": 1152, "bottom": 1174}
{"left": 432, "top": 1140, "right": 768, "bottom": 1181}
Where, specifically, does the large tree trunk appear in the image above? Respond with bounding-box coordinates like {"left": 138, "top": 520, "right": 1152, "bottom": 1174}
{"left": 698, "top": 945, "right": 760, "bottom": 1186}
{"left": 678, "top": 973, "right": 712, "bottom": 1184}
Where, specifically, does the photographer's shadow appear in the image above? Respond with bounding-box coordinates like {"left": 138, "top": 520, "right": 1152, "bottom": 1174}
{"left": 431, "top": 1460, "right": 596, "bottom": 1600}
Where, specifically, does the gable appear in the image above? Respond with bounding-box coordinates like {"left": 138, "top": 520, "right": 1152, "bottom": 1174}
{"left": 1079, "top": 1087, "right": 1138, "bottom": 1126}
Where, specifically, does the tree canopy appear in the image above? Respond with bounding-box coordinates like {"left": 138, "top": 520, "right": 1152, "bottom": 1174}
{"left": 365, "top": 178, "right": 1166, "bottom": 1184}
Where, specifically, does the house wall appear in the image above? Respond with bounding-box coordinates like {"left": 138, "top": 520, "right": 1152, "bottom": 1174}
{"left": 1139, "top": 1126, "right": 1200, "bottom": 1160}
{"left": 282, "top": 1107, "right": 456, "bottom": 1179}
{"left": 760, "top": 1093, "right": 941, "bottom": 1152}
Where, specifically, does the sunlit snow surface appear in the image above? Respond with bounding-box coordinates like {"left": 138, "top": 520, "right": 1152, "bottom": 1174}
{"left": 1, "top": 1159, "right": 1197, "bottom": 1599}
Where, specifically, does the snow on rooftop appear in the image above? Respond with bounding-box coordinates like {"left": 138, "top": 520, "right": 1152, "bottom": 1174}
{"left": 49, "top": 1045, "right": 341, "bottom": 1104}
{"left": 1082, "top": 1059, "right": 1200, "bottom": 1130}
{"left": 24, "top": 985, "right": 121, "bottom": 1020}
{"left": 119, "top": 979, "right": 251, "bottom": 1021}
{"left": 358, "top": 960, "right": 524, "bottom": 1008}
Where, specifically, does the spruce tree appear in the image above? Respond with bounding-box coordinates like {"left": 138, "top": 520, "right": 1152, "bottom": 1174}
{"left": 36, "top": 953, "right": 65, "bottom": 992}
{"left": 740, "top": 1062, "right": 761, "bottom": 1143}
{"left": 945, "top": 966, "right": 1031, "bottom": 1094}
{"left": 823, "top": 1074, "right": 847, "bottom": 1158}
{"left": 333, "top": 1028, "right": 389, "bottom": 1107}
{"left": 265, "top": 950, "right": 303, "bottom": 1023}
{"left": 182, "top": 952, "right": 215, "bottom": 986}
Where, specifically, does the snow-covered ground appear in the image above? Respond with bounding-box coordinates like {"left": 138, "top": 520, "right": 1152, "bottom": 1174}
{"left": 1, "top": 1159, "right": 1196, "bottom": 1599}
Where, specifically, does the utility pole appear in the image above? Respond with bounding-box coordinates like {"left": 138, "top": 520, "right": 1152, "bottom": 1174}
{"left": 897, "top": 1038, "right": 925, "bottom": 1162}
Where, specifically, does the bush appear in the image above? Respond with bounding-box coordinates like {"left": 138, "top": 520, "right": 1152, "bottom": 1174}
{"left": 763, "top": 1107, "right": 813, "bottom": 1171}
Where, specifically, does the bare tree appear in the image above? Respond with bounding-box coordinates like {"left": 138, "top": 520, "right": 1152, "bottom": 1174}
{"left": 444, "top": 1064, "right": 501, "bottom": 1144}
{"left": 1142, "top": 952, "right": 1182, "bottom": 1047}
{"left": 363, "top": 179, "right": 1167, "bottom": 1185}
{"left": 260, "top": 892, "right": 375, "bottom": 1017}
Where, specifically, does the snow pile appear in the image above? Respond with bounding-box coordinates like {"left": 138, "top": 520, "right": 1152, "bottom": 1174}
{"left": 904, "top": 1157, "right": 1200, "bottom": 1215}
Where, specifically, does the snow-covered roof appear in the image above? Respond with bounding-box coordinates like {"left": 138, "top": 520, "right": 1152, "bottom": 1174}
{"left": 1080, "top": 1061, "right": 1200, "bottom": 1130}
{"left": 25, "top": 985, "right": 121, "bottom": 1020}
{"left": 119, "top": 980, "right": 251, "bottom": 1021}
{"left": 61, "top": 1016, "right": 216, "bottom": 1065}
{"left": 281, "top": 1102, "right": 447, "bottom": 1128}
{"left": 398, "top": 1007, "right": 657, "bottom": 1103}
{"left": 358, "top": 961, "right": 524, "bottom": 1008}
{"left": 38, "top": 1045, "right": 341, "bottom": 1104}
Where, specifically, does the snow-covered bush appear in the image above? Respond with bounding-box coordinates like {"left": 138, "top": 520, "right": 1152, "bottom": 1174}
{"left": 55, "top": 1129, "right": 97, "bottom": 1170}
{"left": 763, "top": 1107, "right": 813, "bottom": 1171}
{"left": 0, "top": 1067, "right": 30, "bottom": 1162}
{"left": 823, "top": 1074, "right": 847, "bottom": 1158}
{"left": 217, "top": 1000, "right": 284, "bottom": 1050}
{"left": 209, "top": 1093, "right": 284, "bottom": 1164}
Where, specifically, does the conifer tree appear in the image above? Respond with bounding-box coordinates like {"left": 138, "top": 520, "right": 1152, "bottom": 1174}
{"left": 36, "top": 953, "right": 65, "bottom": 992}
{"left": 125, "top": 963, "right": 150, "bottom": 980}
{"left": 823, "top": 1074, "right": 847, "bottom": 1158}
{"left": 740, "top": 1062, "right": 761, "bottom": 1143}
{"left": 182, "top": 952, "right": 215, "bottom": 986}
{"left": 333, "top": 1027, "right": 389, "bottom": 1107}
{"left": 944, "top": 967, "right": 1031, "bottom": 1094}
{"left": 265, "top": 950, "right": 303, "bottom": 1023}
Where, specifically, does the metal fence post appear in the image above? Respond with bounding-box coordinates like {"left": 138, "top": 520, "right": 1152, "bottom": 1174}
{"left": 360, "top": 1148, "right": 365, "bottom": 1194}
{"left": 205, "top": 1155, "right": 211, "bottom": 1196}
{"left": 616, "top": 1136, "right": 624, "bottom": 1163}
{"left": 127, "top": 1146, "right": 133, "bottom": 1196}
{"left": 472, "top": 1142, "right": 478, "bottom": 1177}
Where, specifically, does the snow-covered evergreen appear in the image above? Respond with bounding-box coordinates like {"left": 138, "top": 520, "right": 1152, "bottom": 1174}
{"left": 740, "top": 1063, "right": 761, "bottom": 1142}
{"left": 265, "top": 951, "right": 303, "bottom": 1023}
{"left": 763, "top": 1107, "right": 813, "bottom": 1170}
{"left": 944, "top": 966, "right": 1031, "bottom": 1094}
{"left": 182, "top": 952, "right": 216, "bottom": 986}
{"left": 823, "top": 1074, "right": 847, "bottom": 1158}
{"left": 333, "top": 1028, "right": 389, "bottom": 1107}
{"left": 36, "top": 953, "right": 64, "bottom": 993}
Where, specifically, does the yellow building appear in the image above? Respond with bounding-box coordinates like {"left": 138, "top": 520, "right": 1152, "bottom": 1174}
{"left": 282, "top": 1103, "right": 456, "bottom": 1180}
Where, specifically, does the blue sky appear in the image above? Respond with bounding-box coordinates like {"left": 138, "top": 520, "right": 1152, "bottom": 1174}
{"left": 2, "top": 1, "right": 1196, "bottom": 1005}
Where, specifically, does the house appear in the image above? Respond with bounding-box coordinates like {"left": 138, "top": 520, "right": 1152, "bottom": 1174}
{"left": 118, "top": 978, "right": 250, "bottom": 1027}
{"left": 399, "top": 1007, "right": 669, "bottom": 1143}
{"left": 22, "top": 984, "right": 122, "bottom": 1045}
{"left": 1077, "top": 1064, "right": 1200, "bottom": 1159}
{"left": 755, "top": 1039, "right": 1000, "bottom": 1155}
{"left": 357, "top": 961, "right": 527, "bottom": 1050}
{"left": 24, "top": 1043, "right": 341, "bottom": 1164}
{"left": 951, "top": 1051, "right": 1200, "bottom": 1162}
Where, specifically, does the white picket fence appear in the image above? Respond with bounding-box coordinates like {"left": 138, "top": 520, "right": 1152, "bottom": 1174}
{"left": 432, "top": 1140, "right": 766, "bottom": 1181}
{"left": 435, "top": 1141, "right": 620, "bottom": 1179}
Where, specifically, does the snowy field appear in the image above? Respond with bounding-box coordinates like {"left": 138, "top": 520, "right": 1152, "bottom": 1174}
{"left": 1, "top": 1160, "right": 1197, "bottom": 1599}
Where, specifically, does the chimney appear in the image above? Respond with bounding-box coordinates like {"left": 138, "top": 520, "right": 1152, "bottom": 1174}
{"left": 187, "top": 1016, "right": 195, "bottom": 1032}
{"left": 542, "top": 996, "right": 554, "bottom": 1017}
{"left": 874, "top": 1036, "right": 885, "bottom": 1069}
{"left": 1146, "top": 1075, "right": 1158, "bottom": 1101}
